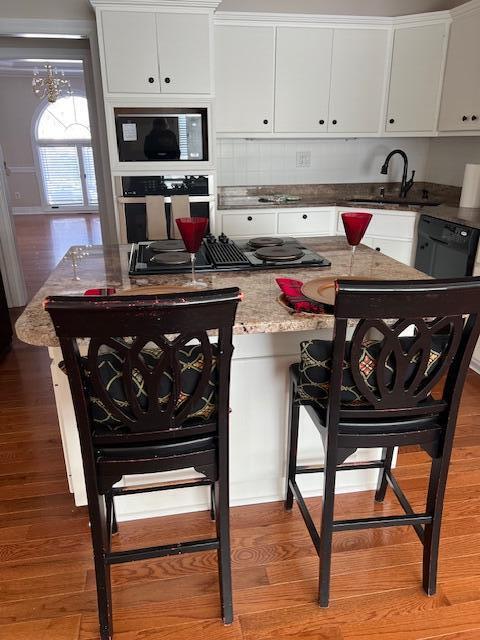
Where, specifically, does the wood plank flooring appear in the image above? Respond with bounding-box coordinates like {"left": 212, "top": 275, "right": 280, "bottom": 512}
{"left": 3, "top": 214, "right": 480, "bottom": 639}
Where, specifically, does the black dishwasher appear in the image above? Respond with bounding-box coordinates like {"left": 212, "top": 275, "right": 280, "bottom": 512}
{"left": 414, "top": 215, "right": 479, "bottom": 277}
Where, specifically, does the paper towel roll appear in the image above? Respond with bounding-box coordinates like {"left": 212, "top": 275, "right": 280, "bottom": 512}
{"left": 460, "top": 164, "right": 480, "bottom": 208}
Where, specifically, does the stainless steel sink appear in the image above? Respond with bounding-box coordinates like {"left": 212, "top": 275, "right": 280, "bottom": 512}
{"left": 347, "top": 197, "right": 442, "bottom": 207}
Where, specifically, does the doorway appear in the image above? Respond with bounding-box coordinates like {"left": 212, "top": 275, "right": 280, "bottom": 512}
{"left": 0, "top": 39, "right": 105, "bottom": 305}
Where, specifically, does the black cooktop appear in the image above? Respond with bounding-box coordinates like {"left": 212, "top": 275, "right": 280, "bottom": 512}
{"left": 128, "top": 235, "right": 331, "bottom": 276}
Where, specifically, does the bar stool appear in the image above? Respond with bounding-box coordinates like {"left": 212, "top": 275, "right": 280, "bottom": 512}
{"left": 285, "top": 277, "right": 480, "bottom": 607}
{"left": 45, "top": 288, "right": 241, "bottom": 640}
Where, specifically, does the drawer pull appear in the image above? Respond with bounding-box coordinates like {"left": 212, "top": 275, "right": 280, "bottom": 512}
{"left": 375, "top": 247, "right": 381, "bottom": 252}
{"left": 247, "top": 216, "right": 253, "bottom": 221}
{"left": 302, "top": 214, "right": 308, "bottom": 220}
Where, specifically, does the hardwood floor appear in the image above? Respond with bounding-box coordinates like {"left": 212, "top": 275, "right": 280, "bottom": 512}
{"left": 4, "top": 216, "right": 480, "bottom": 638}
{"left": 1, "top": 334, "right": 480, "bottom": 640}
{"left": 13, "top": 213, "right": 101, "bottom": 301}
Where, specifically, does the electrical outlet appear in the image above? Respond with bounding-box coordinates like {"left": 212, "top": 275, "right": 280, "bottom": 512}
{"left": 14, "top": 192, "right": 21, "bottom": 200}
{"left": 296, "top": 151, "right": 311, "bottom": 168}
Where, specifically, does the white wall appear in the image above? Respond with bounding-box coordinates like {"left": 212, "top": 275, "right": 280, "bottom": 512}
{"left": 0, "top": 0, "right": 93, "bottom": 21}
{"left": 426, "top": 137, "right": 480, "bottom": 186}
{"left": 217, "top": 137, "right": 430, "bottom": 186}
{"left": 217, "top": 0, "right": 466, "bottom": 16}
{"left": 0, "top": 73, "right": 86, "bottom": 210}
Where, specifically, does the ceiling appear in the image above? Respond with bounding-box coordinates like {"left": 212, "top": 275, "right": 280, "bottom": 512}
{"left": 217, "top": 0, "right": 468, "bottom": 16}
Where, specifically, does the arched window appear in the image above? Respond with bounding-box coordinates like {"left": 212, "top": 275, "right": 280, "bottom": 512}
{"left": 35, "top": 96, "right": 98, "bottom": 209}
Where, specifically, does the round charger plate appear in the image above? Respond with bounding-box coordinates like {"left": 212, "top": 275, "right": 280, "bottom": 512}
{"left": 301, "top": 275, "right": 375, "bottom": 305}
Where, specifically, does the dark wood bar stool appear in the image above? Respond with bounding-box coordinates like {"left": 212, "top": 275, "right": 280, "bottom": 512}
{"left": 285, "top": 277, "right": 480, "bottom": 607}
{"left": 45, "top": 288, "right": 241, "bottom": 640}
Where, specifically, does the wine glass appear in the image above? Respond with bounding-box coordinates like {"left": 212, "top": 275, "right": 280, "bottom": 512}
{"left": 175, "top": 217, "right": 209, "bottom": 288}
{"left": 341, "top": 212, "right": 373, "bottom": 274}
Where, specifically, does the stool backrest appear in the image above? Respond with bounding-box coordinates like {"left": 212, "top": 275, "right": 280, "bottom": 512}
{"left": 330, "top": 277, "right": 480, "bottom": 427}
{"left": 45, "top": 288, "right": 241, "bottom": 444}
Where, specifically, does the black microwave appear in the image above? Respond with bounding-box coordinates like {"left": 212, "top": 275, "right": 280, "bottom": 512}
{"left": 114, "top": 107, "right": 209, "bottom": 162}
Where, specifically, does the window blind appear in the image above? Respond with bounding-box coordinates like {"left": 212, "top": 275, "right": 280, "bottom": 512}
{"left": 38, "top": 146, "right": 83, "bottom": 207}
{"left": 82, "top": 146, "right": 98, "bottom": 206}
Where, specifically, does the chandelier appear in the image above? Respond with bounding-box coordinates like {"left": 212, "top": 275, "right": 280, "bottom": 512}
{"left": 32, "top": 64, "right": 73, "bottom": 103}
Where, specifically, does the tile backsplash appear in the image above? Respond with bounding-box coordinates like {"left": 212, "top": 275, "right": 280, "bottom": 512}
{"left": 217, "top": 137, "right": 431, "bottom": 186}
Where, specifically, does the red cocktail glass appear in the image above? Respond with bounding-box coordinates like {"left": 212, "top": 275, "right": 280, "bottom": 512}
{"left": 175, "top": 217, "right": 209, "bottom": 287}
{"left": 341, "top": 211, "right": 372, "bottom": 273}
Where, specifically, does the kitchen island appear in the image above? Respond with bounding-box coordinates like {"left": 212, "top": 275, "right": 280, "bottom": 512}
{"left": 16, "top": 237, "right": 426, "bottom": 521}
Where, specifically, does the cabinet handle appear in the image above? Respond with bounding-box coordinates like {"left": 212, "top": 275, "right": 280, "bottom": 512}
{"left": 332, "top": 119, "right": 337, "bottom": 125}
{"left": 389, "top": 118, "right": 395, "bottom": 124}
{"left": 148, "top": 77, "right": 155, "bottom": 84}
{"left": 164, "top": 77, "right": 171, "bottom": 84}
{"left": 473, "top": 115, "right": 478, "bottom": 121}
{"left": 247, "top": 216, "right": 253, "bottom": 221}
{"left": 263, "top": 119, "right": 269, "bottom": 125}
{"left": 302, "top": 214, "right": 308, "bottom": 220}
{"left": 375, "top": 247, "right": 381, "bottom": 252}
{"left": 462, "top": 115, "right": 469, "bottom": 121}
{"left": 319, "top": 119, "right": 325, "bottom": 125}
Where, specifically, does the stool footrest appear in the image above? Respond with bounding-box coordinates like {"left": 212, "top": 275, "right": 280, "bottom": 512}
{"left": 296, "top": 461, "right": 384, "bottom": 475}
{"left": 106, "top": 538, "right": 220, "bottom": 565}
{"left": 332, "top": 514, "right": 432, "bottom": 532}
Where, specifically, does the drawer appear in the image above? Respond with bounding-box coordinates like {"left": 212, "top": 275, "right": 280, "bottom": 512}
{"left": 278, "top": 209, "right": 334, "bottom": 235}
{"left": 365, "top": 235, "right": 413, "bottom": 266}
{"left": 337, "top": 209, "right": 416, "bottom": 240}
{"left": 221, "top": 212, "right": 277, "bottom": 237}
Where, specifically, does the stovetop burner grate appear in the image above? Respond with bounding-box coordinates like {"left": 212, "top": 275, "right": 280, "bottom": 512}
{"left": 205, "top": 241, "right": 250, "bottom": 267}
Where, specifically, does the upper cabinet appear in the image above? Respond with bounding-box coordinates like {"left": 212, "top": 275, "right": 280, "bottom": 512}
{"left": 215, "top": 25, "right": 275, "bottom": 133}
{"left": 386, "top": 24, "right": 447, "bottom": 133}
{"left": 274, "top": 27, "right": 333, "bottom": 134}
{"left": 438, "top": 9, "right": 480, "bottom": 131}
{"left": 99, "top": 9, "right": 212, "bottom": 95}
{"left": 328, "top": 28, "right": 388, "bottom": 134}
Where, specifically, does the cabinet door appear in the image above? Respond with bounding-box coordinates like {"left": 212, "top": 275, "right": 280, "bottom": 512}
{"left": 386, "top": 24, "right": 446, "bottom": 133}
{"left": 101, "top": 11, "right": 160, "bottom": 94}
{"left": 274, "top": 27, "right": 332, "bottom": 133}
{"left": 278, "top": 209, "right": 335, "bottom": 235}
{"left": 328, "top": 28, "right": 388, "bottom": 134}
{"left": 364, "top": 236, "right": 413, "bottom": 265}
{"left": 438, "top": 11, "right": 480, "bottom": 131}
{"left": 221, "top": 212, "right": 277, "bottom": 237}
{"left": 156, "top": 12, "right": 211, "bottom": 94}
{"left": 215, "top": 25, "right": 274, "bottom": 133}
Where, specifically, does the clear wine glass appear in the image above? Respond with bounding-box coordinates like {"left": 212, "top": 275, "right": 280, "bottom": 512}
{"left": 341, "top": 212, "right": 373, "bottom": 274}
{"left": 175, "top": 217, "right": 209, "bottom": 288}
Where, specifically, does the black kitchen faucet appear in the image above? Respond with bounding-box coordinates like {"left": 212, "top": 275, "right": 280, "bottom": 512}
{"left": 380, "top": 149, "right": 415, "bottom": 198}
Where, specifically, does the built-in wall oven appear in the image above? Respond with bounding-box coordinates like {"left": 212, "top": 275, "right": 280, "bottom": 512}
{"left": 115, "top": 175, "right": 211, "bottom": 243}
{"left": 114, "top": 107, "right": 209, "bottom": 163}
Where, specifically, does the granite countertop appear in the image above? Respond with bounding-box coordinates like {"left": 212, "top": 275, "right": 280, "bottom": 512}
{"left": 16, "top": 237, "right": 426, "bottom": 348}
{"left": 217, "top": 183, "right": 480, "bottom": 230}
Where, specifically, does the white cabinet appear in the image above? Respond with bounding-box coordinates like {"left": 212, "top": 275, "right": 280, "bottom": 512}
{"left": 328, "top": 28, "right": 388, "bottom": 134}
{"left": 274, "top": 27, "right": 332, "bottom": 134}
{"left": 100, "top": 10, "right": 211, "bottom": 94}
{"left": 215, "top": 25, "right": 275, "bottom": 133}
{"left": 336, "top": 207, "right": 417, "bottom": 266}
{"left": 438, "top": 10, "right": 480, "bottom": 131}
{"left": 156, "top": 13, "right": 211, "bottom": 94}
{"left": 101, "top": 11, "right": 160, "bottom": 94}
{"left": 219, "top": 207, "right": 336, "bottom": 238}
{"left": 386, "top": 24, "right": 446, "bottom": 133}
{"left": 221, "top": 212, "right": 277, "bottom": 237}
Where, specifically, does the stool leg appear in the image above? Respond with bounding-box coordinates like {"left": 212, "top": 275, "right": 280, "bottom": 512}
{"left": 215, "top": 468, "right": 233, "bottom": 623}
{"left": 318, "top": 446, "right": 337, "bottom": 608}
{"left": 106, "top": 492, "right": 118, "bottom": 535}
{"left": 210, "top": 483, "right": 216, "bottom": 521}
{"left": 90, "top": 495, "right": 114, "bottom": 640}
{"left": 423, "top": 455, "right": 447, "bottom": 596}
{"left": 375, "top": 447, "right": 394, "bottom": 503}
{"left": 285, "top": 377, "right": 300, "bottom": 511}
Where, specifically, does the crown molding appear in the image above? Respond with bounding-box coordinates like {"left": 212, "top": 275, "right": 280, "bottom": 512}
{"left": 90, "top": 0, "right": 222, "bottom": 8}
{"left": 214, "top": 11, "right": 393, "bottom": 26}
